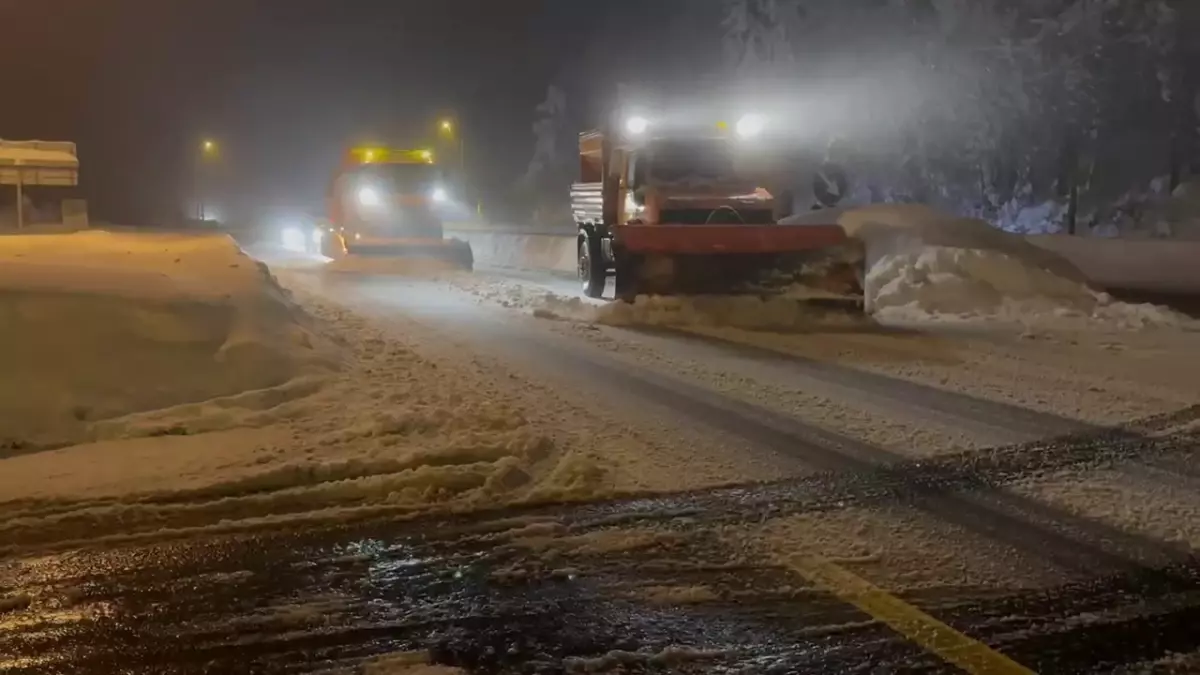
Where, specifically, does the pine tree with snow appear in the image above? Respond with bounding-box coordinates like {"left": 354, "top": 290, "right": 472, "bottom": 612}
{"left": 522, "top": 85, "right": 568, "bottom": 189}
{"left": 722, "top": 0, "right": 796, "bottom": 75}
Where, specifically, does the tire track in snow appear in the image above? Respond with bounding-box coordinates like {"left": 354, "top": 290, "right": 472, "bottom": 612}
{"left": 615, "top": 325, "right": 1091, "bottom": 443}
{"left": 328, "top": 277, "right": 1196, "bottom": 579}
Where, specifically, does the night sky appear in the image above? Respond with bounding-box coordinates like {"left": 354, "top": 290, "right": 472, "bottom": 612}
{"left": 0, "top": 0, "right": 706, "bottom": 224}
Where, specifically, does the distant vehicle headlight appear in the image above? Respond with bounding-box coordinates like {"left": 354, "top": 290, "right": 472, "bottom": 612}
{"left": 736, "top": 113, "right": 767, "bottom": 139}
{"left": 281, "top": 227, "right": 306, "bottom": 252}
{"left": 430, "top": 185, "right": 448, "bottom": 202}
{"left": 358, "top": 186, "right": 383, "bottom": 207}
{"left": 625, "top": 116, "right": 649, "bottom": 135}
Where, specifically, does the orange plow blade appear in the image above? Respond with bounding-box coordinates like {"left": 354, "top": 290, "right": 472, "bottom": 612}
{"left": 611, "top": 223, "right": 860, "bottom": 301}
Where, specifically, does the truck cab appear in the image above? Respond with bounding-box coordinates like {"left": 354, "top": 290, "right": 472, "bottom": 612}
{"left": 321, "top": 147, "right": 473, "bottom": 268}
{"left": 329, "top": 148, "right": 448, "bottom": 246}
{"left": 571, "top": 116, "right": 846, "bottom": 300}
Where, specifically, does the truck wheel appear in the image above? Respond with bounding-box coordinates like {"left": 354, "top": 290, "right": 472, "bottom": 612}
{"left": 579, "top": 234, "right": 606, "bottom": 298}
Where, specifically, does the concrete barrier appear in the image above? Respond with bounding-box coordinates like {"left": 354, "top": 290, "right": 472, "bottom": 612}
{"left": 1026, "top": 235, "right": 1200, "bottom": 294}
{"left": 446, "top": 228, "right": 576, "bottom": 274}
{"left": 448, "top": 222, "right": 1200, "bottom": 296}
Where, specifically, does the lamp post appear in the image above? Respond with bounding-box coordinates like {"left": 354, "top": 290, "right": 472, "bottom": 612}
{"left": 438, "top": 118, "right": 465, "bottom": 171}
{"left": 198, "top": 139, "right": 218, "bottom": 220}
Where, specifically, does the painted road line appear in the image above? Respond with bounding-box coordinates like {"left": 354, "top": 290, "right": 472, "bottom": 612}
{"left": 787, "top": 554, "right": 1035, "bottom": 674}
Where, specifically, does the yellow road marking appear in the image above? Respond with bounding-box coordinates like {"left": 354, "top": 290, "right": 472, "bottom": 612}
{"left": 786, "top": 555, "right": 1035, "bottom": 674}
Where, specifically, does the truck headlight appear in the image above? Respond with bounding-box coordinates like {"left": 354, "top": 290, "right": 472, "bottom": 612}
{"left": 430, "top": 185, "right": 448, "bottom": 202}
{"left": 625, "top": 116, "right": 649, "bottom": 135}
{"left": 736, "top": 113, "right": 767, "bottom": 139}
{"left": 281, "top": 227, "right": 306, "bottom": 252}
{"left": 358, "top": 186, "right": 383, "bottom": 207}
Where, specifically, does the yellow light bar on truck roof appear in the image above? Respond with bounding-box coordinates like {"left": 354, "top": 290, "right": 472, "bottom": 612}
{"left": 347, "top": 147, "right": 435, "bottom": 165}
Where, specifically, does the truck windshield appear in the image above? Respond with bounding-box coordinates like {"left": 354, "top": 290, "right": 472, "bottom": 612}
{"left": 348, "top": 163, "right": 442, "bottom": 192}
{"left": 646, "top": 139, "right": 736, "bottom": 183}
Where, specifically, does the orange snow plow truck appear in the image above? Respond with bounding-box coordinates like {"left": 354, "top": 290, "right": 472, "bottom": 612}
{"left": 322, "top": 146, "right": 473, "bottom": 269}
{"left": 571, "top": 112, "right": 849, "bottom": 300}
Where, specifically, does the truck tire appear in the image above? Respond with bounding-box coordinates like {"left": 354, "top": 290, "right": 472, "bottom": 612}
{"left": 579, "top": 233, "right": 606, "bottom": 298}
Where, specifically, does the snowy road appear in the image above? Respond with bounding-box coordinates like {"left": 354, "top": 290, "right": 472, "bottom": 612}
{"left": 4, "top": 259, "right": 1200, "bottom": 673}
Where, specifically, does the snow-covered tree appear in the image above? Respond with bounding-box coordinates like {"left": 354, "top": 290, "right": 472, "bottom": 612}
{"left": 519, "top": 85, "right": 572, "bottom": 224}
{"left": 521, "top": 85, "right": 568, "bottom": 188}
{"left": 722, "top": 0, "right": 797, "bottom": 75}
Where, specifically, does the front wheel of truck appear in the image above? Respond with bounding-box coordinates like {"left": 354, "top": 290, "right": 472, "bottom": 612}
{"left": 579, "top": 232, "right": 606, "bottom": 299}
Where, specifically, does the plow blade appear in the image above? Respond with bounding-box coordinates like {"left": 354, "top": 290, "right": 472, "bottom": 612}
{"left": 612, "top": 223, "right": 861, "bottom": 302}
{"left": 345, "top": 238, "right": 474, "bottom": 270}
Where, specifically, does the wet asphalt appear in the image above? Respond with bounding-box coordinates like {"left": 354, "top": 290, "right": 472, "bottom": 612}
{"left": 4, "top": 419, "right": 1199, "bottom": 674}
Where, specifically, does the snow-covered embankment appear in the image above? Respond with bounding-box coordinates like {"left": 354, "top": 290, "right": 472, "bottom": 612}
{"left": 839, "top": 205, "right": 1195, "bottom": 330}
{"left": 0, "top": 231, "right": 336, "bottom": 446}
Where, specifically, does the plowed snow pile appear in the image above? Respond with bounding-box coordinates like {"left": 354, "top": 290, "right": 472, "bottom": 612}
{"left": 838, "top": 205, "right": 1192, "bottom": 330}
{"left": 0, "top": 271, "right": 616, "bottom": 552}
{"left": 594, "top": 294, "right": 865, "bottom": 332}
{"left": 0, "top": 230, "right": 334, "bottom": 446}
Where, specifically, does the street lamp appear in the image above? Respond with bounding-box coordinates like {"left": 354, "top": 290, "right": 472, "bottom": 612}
{"left": 437, "top": 118, "right": 464, "bottom": 172}
{"left": 198, "top": 138, "right": 219, "bottom": 221}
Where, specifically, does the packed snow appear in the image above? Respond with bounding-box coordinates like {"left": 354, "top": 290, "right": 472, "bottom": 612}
{"left": 866, "top": 244, "right": 1190, "bottom": 329}
{"left": 825, "top": 204, "right": 1193, "bottom": 330}
{"left": 0, "top": 230, "right": 336, "bottom": 447}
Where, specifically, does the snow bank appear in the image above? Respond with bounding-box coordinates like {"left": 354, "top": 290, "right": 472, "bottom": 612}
{"left": 0, "top": 281, "right": 621, "bottom": 551}
{"left": 826, "top": 205, "right": 1192, "bottom": 330}
{"left": 867, "top": 245, "right": 1189, "bottom": 329}
{"left": 0, "top": 230, "right": 335, "bottom": 446}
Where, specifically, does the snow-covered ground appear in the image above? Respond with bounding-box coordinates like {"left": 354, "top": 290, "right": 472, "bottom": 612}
{"left": 2, "top": 229, "right": 1198, "bottom": 673}
{"left": 0, "top": 231, "right": 336, "bottom": 447}
{"left": 3, "top": 227, "right": 1197, "bottom": 578}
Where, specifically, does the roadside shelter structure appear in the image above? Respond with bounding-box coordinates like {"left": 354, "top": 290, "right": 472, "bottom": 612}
{"left": 0, "top": 140, "right": 80, "bottom": 229}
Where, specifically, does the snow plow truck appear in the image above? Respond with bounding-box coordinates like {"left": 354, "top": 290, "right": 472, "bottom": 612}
{"left": 571, "top": 111, "right": 851, "bottom": 300}
{"left": 321, "top": 146, "right": 473, "bottom": 269}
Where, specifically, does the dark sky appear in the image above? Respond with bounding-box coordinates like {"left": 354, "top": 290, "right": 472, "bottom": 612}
{"left": 1, "top": 0, "right": 703, "bottom": 224}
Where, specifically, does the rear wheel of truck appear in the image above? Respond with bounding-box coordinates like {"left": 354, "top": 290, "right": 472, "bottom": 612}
{"left": 579, "top": 234, "right": 606, "bottom": 299}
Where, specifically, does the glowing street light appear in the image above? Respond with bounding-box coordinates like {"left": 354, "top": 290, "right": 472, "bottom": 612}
{"left": 197, "top": 138, "right": 220, "bottom": 221}
{"left": 437, "top": 118, "right": 464, "bottom": 171}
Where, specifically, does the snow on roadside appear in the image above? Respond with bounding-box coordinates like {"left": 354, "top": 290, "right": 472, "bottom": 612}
{"left": 0, "top": 273, "right": 626, "bottom": 552}
{"left": 841, "top": 205, "right": 1194, "bottom": 330}
{"left": 867, "top": 244, "right": 1192, "bottom": 330}
{"left": 0, "top": 231, "right": 337, "bottom": 447}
